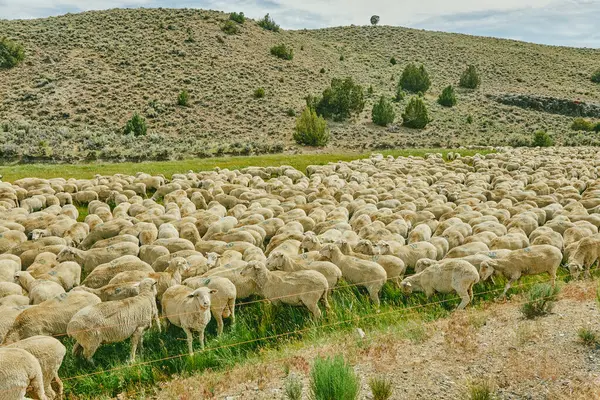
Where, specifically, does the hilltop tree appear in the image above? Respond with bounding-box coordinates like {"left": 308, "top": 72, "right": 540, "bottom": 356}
{"left": 399, "top": 63, "right": 431, "bottom": 93}
{"left": 370, "top": 15, "right": 380, "bottom": 26}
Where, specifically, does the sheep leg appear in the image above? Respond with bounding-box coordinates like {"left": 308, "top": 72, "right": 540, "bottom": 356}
{"left": 72, "top": 343, "right": 82, "bottom": 357}
{"left": 304, "top": 299, "right": 322, "bottom": 319}
{"left": 54, "top": 374, "right": 64, "bottom": 400}
{"left": 198, "top": 327, "right": 206, "bottom": 350}
{"left": 321, "top": 292, "right": 331, "bottom": 312}
{"left": 500, "top": 278, "right": 516, "bottom": 298}
{"left": 183, "top": 327, "right": 194, "bottom": 355}
{"left": 456, "top": 291, "right": 471, "bottom": 310}
{"left": 368, "top": 286, "right": 381, "bottom": 309}
{"left": 229, "top": 298, "right": 236, "bottom": 325}
{"left": 213, "top": 309, "right": 224, "bottom": 336}
{"left": 129, "top": 327, "right": 145, "bottom": 363}
{"left": 30, "top": 371, "right": 46, "bottom": 400}
{"left": 468, "top": 283, "right": 475, "bottom": 302}
{"left": 82, "top": 343, "right": 99, "bottom": 365}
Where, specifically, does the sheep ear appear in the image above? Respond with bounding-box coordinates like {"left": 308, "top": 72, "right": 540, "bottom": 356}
{"left": 209, "top": 289, "right": 218, "bottom": 295}
{"left": 187, "top": 293, "right": 195, "bottom": 298}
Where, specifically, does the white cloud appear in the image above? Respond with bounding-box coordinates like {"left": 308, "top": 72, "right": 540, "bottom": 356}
{"left": 0, "top": 0, "right": 598, "bottom": 47}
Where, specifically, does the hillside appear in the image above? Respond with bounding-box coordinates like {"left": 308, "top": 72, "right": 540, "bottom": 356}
{"left": 1, "top": 8, "right": 599, "bottom": 162}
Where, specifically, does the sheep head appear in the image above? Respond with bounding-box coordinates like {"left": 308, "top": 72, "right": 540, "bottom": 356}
{"left": 265, "top": 252, "right": 284, "bottom": 270}
{"left": 57, "top": 247, "right": 79, "bottom": 262}
{"left": 319, "top": 244, "right": 336, "bottom": 260}
{"left": 240, "top": 261, "right": 264, "bottom": 277}
{"left": 400, "top": 280, "right": 413, "bottom": 294}
{"left": 169, "top": 257, "right": 190, "bottom": 273}
{"left": 414, "top": 258, "right": 436, "bottom": 274}
{"left": 206, "top": 252, "right": 220, "bottom": 268}
{"left": 29, "top": 229, "right": 48, "bottom": 241}
{"left": 478, "top": 260, "right": 496, "bottom": 281}
{"left": 376, "top": 241, "right": 391, "bottom": 255}
{"left": 566, "top": 262, "right": 583, "bottom": 279}
{"left": 187, "top": 287, "right": 217, "bottom": 310}
{"left": 139, "top": 278, "right": 158, "bottom": 296}
{"left": 301, "top": 232, "right": 319, "bottom": 251}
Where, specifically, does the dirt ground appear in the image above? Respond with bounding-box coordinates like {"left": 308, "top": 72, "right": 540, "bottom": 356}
{"left": 155, "top": 281, "right": 600, "bottom": 400}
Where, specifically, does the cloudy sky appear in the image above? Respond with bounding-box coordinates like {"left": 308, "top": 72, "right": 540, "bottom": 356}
{"left": 1, "top": 0, "right": 599, "bottom": 48}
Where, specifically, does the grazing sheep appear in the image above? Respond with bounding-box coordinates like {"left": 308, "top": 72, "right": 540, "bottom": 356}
{"left": 445, "top": 242, "right": 489, "bottom": 259}
{"left": 15, "top": 271, "right": 66, "bottom": 305}
{"left": 203, "top": 260, "right": 257, "bottom": 299}
{"left": 401, "top": 259, "right": 480, "bottom": 310}
{"left": 4, "top": 291, "right": 101, "bottom": 343}
{"left": 68, "top": 278, "right": 158, "bottom": 362}
{"left": 82, "top": 255, "right": 154, "bottom": 289}
{"left": 6, "top": 335, "right": 66, "bottom": 400}
{"left": 265, "top": 252, "right": 342, "bottom": 291}
{"left": 37, "top": 261, "right": 81, "bottom": 291}
{"left": 319, "top": 244, "right": 386, "bottom": 307}
{"left": 339, "top": 240, "right": 406, "bottom": 287}
{"left": 57, "top": 242, "right": 139, "bottom": 274}
{"left": 74, "top": 281, "right": 143, "bottom": 301}
{"left": 161, "top": 285, "right": 216, "bottom": 354}
{"left": 184, "top": 276, "right": 237, "bottom": 336}
{"left": 566, "top": 235, "right": 600, "bottom": 279}
{"left": 377, "top": 240, "right": 438, "bottom": 269}
{"left": 479, "top": 245, "right": 562, "bottom": 297}
{"left": 241, "top": 261, "right": 329, "bottom": 319}
{"left": 0, "top": 305, "right": 32, "bottom": 344}
{"left": 0, "top": 347, "right": 47, "bottom": 400}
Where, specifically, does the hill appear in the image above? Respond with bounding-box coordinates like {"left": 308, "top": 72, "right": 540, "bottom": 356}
{"left": 1, "top": 8, "right": 599, "bottom": 162}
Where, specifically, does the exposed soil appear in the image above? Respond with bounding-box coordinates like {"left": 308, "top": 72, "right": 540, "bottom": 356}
{"left": 155, "top": 281, "right": 600, "bottom": 400}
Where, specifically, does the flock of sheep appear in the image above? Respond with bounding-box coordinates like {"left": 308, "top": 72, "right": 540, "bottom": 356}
{"left": 1, "top": 147, "right": 600, "bottom": 399}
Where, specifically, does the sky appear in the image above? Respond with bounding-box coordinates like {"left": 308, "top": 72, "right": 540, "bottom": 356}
{"left": 0, "top": 0, "right": 599, "bottom": 48}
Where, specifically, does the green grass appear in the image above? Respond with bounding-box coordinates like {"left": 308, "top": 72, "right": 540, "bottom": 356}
{"left": 369, "top": 377, "right": 393, "bottom": 400}
{"left": 309, "top": 355, "right": 359, "bottom": 400}
{"left": 519, "top": 283, "right": 561, "bottom": 319}
{"left": 0, "top": 149, "right": 493, "bottom": 182}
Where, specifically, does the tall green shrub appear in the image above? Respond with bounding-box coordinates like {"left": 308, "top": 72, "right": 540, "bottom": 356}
{"left": 571, "top": 118, "right": 595, "bottom": 131}
{"left": 0, "top": 37, "right": 25, "bottom": 69}
{"left": 294, "top": 106, "right": 329, "bottom": 146}
{"left": 371, "top": 95, "right": 395, "bottom": 126}
{"left": 124, "top": 113, "right": 148, "bottom": 136}
{"left": 270, "top": 44, "right": 293, "bottom": 60}
{"left": 221, "top": 20, "right": 239, "bottom": 35}
{"left": 399, "top": 63, "right": 431, "bottom": 93}
{"left": 437, "top": 85, "right": 457, "bottom": 107}
{"left": 591, "top": 68, "right": 600, "bottom": 83}
{"left": 459, "top": 65, "right": 481, "bottom": 89}
{"left": 258, "top": 13, "right": 280, "bottom": 32}
{"left": 229, "top": 12, "right": 245, "bottom": 24}
{"left": 177, "top": 90, "right": 190, "bottom": 106}
{"left": 309, "top": 356, "right": 359, "bottom": 400}
{"left": 402, "top": 97, "right": 430, "bottom": 129}
{"left": 312, "top": 77, "right": 365, "bottom": 121}
{"left": 532, "top": 130, "right": 553, "bottom": 147}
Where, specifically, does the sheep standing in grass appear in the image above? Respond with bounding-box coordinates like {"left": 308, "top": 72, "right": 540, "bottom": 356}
{"left": 319, "top": 244, "right": 386, "bottom": 307}
{"left": 68, "top": 278, "right": 158, "bottom": 362}
{"left": 566, "top": 235, "right": 600, "bottom": 279}
{"left": 479, "top": 245, "right": 562, "bottom": 297}
{"left": 0, "top": 347, "right": 47, "bottom": 400}
{"left": 161, "top": 285, "right": 216, "bottom": 354}
{"left": 184, "top": 276, "right": 236, "bottom": 335}
{"left": 401, "top": 259, "right": 480, "bottom": 310}
{"left": 15, "top": 271, "right": 66, "bottom": 304}
{"left": 6, "top": 335, "right": 66, "bottom": 400}
{"left": 241, "top": 261, "right": 330, "bottom": 319}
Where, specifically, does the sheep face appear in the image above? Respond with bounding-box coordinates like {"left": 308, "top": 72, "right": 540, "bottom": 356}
{"left": 414, "top": 258, "right": 435, "bottom": 273}
{"left": 265, "top": 253, "right": 284, "bottom": 270}
{"left": 171, "top": 257, "right": 190, "bottom": 273}
{"left": 139, "top": 278, "right": 158, "bottom": 296}
{"left": 206, "top": 253, "right": 220, "bottom": 268}
{"left": 301, "top": 233, "right": 319, "bottom": 251}
{"left": 187, "top": 287, "right": 217, "bottom": 310}
{"left": 318, "top": 244, "right": 335, "bottom": 260}
{"left": 29, "top": 229, "right": 48, "bottom": 241}
{"left": 479, "top": 261, "right": 495, "bottom": 281}
{"left": 400, "top": 280, "right": 413, "bottom": 294}
{"left": 566, "top": 262, "right": 584, "bottom": 279}
{"left": 376, "top": 241, "right": 391, "bottom": 255}
{"left": 240, "top": 261, "right": 264, "bottom": 278}
{"left": 355, "top": 240, "right": 374, "bottom": 254}
{"left": 57, "top": 247, "right": 77, "bottom": 262}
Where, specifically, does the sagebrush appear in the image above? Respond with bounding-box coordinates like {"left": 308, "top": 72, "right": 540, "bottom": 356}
{"left": 520, "top": 283, "right": 560, "bottom": 319}
{"left": 460, "top": 65, "right": 481, "bottom": 89}
{"left": 270, "top": 44, "right": 294, "bottom": 60}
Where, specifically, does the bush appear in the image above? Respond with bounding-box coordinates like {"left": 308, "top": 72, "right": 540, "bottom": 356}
{"left": 258, "top": 13, "right": 280, "bottom": 32}
{"left": 591, "top": 68, "right": 600, "bottom": 83}
{"left": 270, "top": 44, "right": 293, "bottom": 60}
{"left": 371, "top": 96, "right": 395, "bottom": 126}
{"left": 286, "top": 108, "right": 296, "bottom": 117}
{"left": 508, "top": 135, "right": 531, "bottom": 147}
{"left": 320, "top": 68, "right": 326, "bottom": 74}
{"left": 294, "top": 107, "right": 329, "bottom": 146}
{"left": 532, "top": 130, "right": 553, "bottom": 147}
{"left": 466, "top": 115, "right": 474, "bottom": 124}
{"left": 177, "top": 90, "right": 190, "bottom": 107}
{"left": 370, "top": 15, "right": 380, "bottom": 26}
{"left": 437, "top": 85, "right": 457, "bottom": 107}
{"left": 466, "top": 379, "right": 496, "bottom": 400}
{"left": 253, "top": 87, "right": 265, "bottom": 98}
{"left": 221, "top": 20, "right": 239, "bottom": 35}
{"left": 578, "top": 327, "right": 598, "bottom": 347}
{"left": 123, "top": 113, "right": 147, "bottom": 136}
{"left": 285, "top": 374, "right": 303, "bottom": 400}
{"left": 520, "top": 283, "right": 560, "bottom": 319}
{"left": 402, "top": 97, "right": 430, "bottom": 129}
{"left": 229, "top": 12, "right": 245, "bottom": 24}
{"left": 460, "top": 65, "right": 481, "bottom": 89}
{"left": 369, "top": 377, "right": 393, "bottom": 400}
{"left": 399, "top": 63, "right": 431, "bottom": 93}
{"left": 395, "top": 88, "right": 405, "bottom": 102}
{"left": 390, "top": 57, "right": 396, "bottom": 65}
{"left": 309, "top": 356, "right": 359, "bottom": 400}
{"left": 0, "top": 37, "right": 25, "bottom": 69}
{"left": 312, "top": 77, "right": 365, "bottom": 121}
{"left": 571, "top": 117, "right": 595, "bottom": 131}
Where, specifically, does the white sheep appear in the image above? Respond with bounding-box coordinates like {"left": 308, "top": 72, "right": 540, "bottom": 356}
{"left": 161, "top": 285, "right": 216, "bottom": 354}
{"left": 566, "top": 235, "right": 600, "bottom": 279}
{"left": 0, "top": 347, "right": 47, "bottom": 400}
{"left": 81, "top": 255, "right": 154, "bottom": 288}
{"left": 15, "top": 271, "right": 66, "bottom": 305}
{"left": 68, "top": 278, "right": 158, "bottom": 362}
{"left": 240, "top": 261, "right": 329, "bottom": 319}
{"left": 57, "top": 242, "right": 139, "bottom": 274}
{"left": 401, "top": 259, "right": 480, "bottom": 310}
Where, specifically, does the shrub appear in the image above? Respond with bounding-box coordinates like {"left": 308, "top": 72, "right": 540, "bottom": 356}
{"left": 253, "top": 87, "right": 265, "bottom": 98}
{"left": 177, "top": 90, "right": 190, "bottom": 107}
{"left": 285, "top": 374, "right": 303, "bottom": 400}
{"left": 339, "top": 55, "right": 345, "bottom": 61}
{"left": 229, "top": 12, "right": 245, "bottom": 24}
{"left": 369, "top": 377, "right": 393, "bottom": 400}
{"left": 221, "top": 20, "right": 239, "bottom": 35}
{"left": 591, "top": 68, "right": 600, "bottom": 83}
{"left": 270, "top": 44, "right": 293, "bottom": 60}
{"left": 294, "top": 107, "right": 329, "bottom": 146}
{"left": 372, "top": 95, "right": 395, "bottom": 126}
{"left": 123, "top": 113, "right": 148, "bottom": 136}
{"left": 402, "top": 96, "right": 430, "bottom": 129}
{"left": 312, "top": 77, "right": 365, "bottom": 121}
{"left": 258, "top": 13, "right": 280, "bottom": 32}
{"left": 0, "top": 37, "right": 25, "bottom": 69}
{"left": 459, "top": 65, "right": 481, "bottom": 89}
{"left": 309, "top": 356, "right": 359, "bottom": 400}
{"left": 438, "top": 85, "right": 457, "bottom": 107}
{"left": 466, "top": 115, "right": 474, "bottom": 124}
{"left": 508, "top": 135, "right": 531, "bottom": 147}
{"left": 399, "top": 63, "right": 431, "bottom": 93}
{"left": 520, "top": 283, "right": 560, "bottom": 319}
{"left": 578, "top": 327, "right": 598, "bottom": 347}
{"left": 367, "top": 85, "right": 374, "bottom": 96}
{"left": 320, "top": 68, "right": 326, "bottom": 74}
{"left": 370, "top": 15, "right": 380, "bottom": 26}
{"left": 571, "top": 117, "right": 595, "bottom": 131}
{"left": 390, "top": 57, "right": 396, "bottom": 65}
{"left": 531, "top": 130, "right": 553, "bottom": 147}
{"left": 286, "top": 108, "right": 296, "bottom": 117}
{"left": 466, "top": 379, "right": 496, "bottom": 400}
{"left": 395, "top": 88, "right": 405, "bottom": 102}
